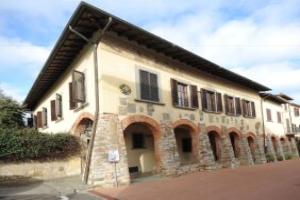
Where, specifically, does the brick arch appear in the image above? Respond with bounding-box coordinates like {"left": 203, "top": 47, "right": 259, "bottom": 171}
{"left": 173, "top": 119, "right": 199, "bottom": 160}
{"left": 226, "top": 127, "right": 242, "bottom": 139}
{"left": 246, "top": 132, "right": 256, "bottom": 140}
{"left": 206, "top": 126, "right": 222, "bottom": 137}
{"left": 121, "top": 115, "right": 160, "bottom": 137}
{"left": 172, "top": 119, "right": 199, "bottom": 134}
{"left": 70, "top": 112, "right": 95, "bottom": 136}
{"left": 121, "top": 114, "right": 162, "bottom": 171}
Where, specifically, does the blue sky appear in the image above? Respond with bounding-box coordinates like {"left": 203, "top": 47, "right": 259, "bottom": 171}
{"left": 0, "top": 0, "right": 300, "bottom": 102}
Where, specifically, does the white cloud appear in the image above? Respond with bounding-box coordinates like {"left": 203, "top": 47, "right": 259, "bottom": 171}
{"left": 0, "top": 82, "right": 25, "bottom": 102}
{"left": 0, "top": 35, "right": 50, "bottom": 74}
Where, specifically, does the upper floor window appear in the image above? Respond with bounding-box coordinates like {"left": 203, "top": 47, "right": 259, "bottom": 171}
{"left": 51, "top": 94, "right": 63, "bottom": 121}
{"left": 277, "top": 112, "right": 282, "bottom": 123}
{"left": 294, "top": 107, "right": 299, "bottom": 117}
{"left": 171, "top": 79, "right": 198, "bottom": 108}
{"left": 69, "top": 70, "right": 86, "bottom": 109}
{"left": 39, "top": 107, "right": 47, "bottom": 128}
{"left": 242, "top": 100, "right": 256, "bottom": 118}
{"left": 224, "top": 95, "right": 241, "bottom": 116}
{"left": 201, "top": 89, "right": 222, "bottom": 113}
{"left": 139, "top": 69, "right": 159, "bottom": 102}
{"left": 266, "top": 108, "right": 272, "bottom": 121}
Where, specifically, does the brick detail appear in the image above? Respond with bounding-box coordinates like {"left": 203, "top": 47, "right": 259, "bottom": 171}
{"left": 70, "top": 112, "right": 94, "bottom": 136}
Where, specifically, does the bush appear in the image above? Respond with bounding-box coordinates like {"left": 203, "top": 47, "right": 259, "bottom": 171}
{"left": 266, "top": 154, "right": 275, "bottom": 162}
{"left": 0, "top": 128, "right": 81, "bottom": 162}
{"left": 285, "top": 153, "right": 292, "bottom": 160}
{"left": 277, "top": 155, "right": 284, "bottom": 161}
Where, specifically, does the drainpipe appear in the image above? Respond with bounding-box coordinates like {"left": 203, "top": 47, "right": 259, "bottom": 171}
{"left": 259, "top": 93, "right": 272, "bottom": 153}
{"left": 69, "top": 17, "right": 113, "bottom": 184}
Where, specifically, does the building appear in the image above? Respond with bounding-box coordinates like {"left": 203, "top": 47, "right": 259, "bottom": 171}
{"left": 24, "top": 2, "right": 299, "bottom": 187}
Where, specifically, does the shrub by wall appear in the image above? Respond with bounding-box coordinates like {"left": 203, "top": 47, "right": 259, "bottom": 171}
{"left": 0, "top": 128, "right": 81, "bottom": 162}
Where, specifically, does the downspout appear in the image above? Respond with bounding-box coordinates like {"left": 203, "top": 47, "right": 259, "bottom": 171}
{"left": 68, "top": 17, "right": 113, "bottom": 184}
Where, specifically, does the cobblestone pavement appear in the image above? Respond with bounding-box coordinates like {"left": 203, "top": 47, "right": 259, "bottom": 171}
{"left": 0, "top": 175, "right": 102, "bottom": 200}
{"left": 92, "top": 159, "right": 300, "bottom": 200}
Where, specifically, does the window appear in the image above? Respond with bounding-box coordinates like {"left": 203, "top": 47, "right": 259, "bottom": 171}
{"left": 139, "top": 70, "right": 159, "bottom": 102}
{"left": 37, "top": 112, "right": 42, "bottom": 128}
{"left": 242, "top": 100, "right": 256, "bottom": 118}
{"left": 201, "top": 89, "right": 222, "bottom": 113}
{"left": 277, "top": 112, "right": 282, "bottom": 123}
{"left": 51, "top": 94, "right": 63, "bottom": 121}
{"left": 294, "top": 108, "right": 299, "bottom": 117}
{"left": 171, "top": 79, "right": 198, "bottom": 108}
{"left": 42, "top": 107, "right": 47, "bottom": 127}
{"left": 72, "top": 70, "right": 86, "bottom": 103}
{"left": 132, "top": 133, "right": 145, "bottom": 149}
{"left": 182, "top": 138, "right": 192, "bottom": 152}
{"left": 224, "top": 95, "right": 241, "bottom": 116}
{"left": 266, "top": 109, "right": 272, "bottom": 121}
{"left": 286, "top": 119, "right": 291, "bottom": 133}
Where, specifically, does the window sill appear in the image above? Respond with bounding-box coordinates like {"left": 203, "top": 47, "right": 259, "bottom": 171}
{"left": 74, "top": 102, "right": 89, "bottom": 112}
{"left": 203, "top": 110, "right": 222, "bottom": 114}
{"left": 55, "top": 117, "right": 64, "bottom": 123}
{"left": 134, "top": 99, "right": 165, "bottom": 106}
{"left": 243, "top": 116, "right": 256, "bottom": 119}
{"left": 174, "top": 105, "right": 197, "bottom": 111}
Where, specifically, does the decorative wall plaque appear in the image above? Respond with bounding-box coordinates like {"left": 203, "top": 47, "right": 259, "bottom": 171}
{"left": 119, "top": 84, "right": 131, "bottom": 95}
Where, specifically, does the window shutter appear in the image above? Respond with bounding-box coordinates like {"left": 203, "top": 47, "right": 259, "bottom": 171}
{"left": 171, "top": 79, "right": 178, "bottom": 106}
{"left": 216, "top": 92, "right": 223, "bottom": 112}
{"left": 140, "top": 70, "right": 150, "bottom": 100}
{"left": 242, "top": 99, "right": 247, "bottom": 117}
{"left": 201, "top": 89, "right": 208, "bottom": 111}
{"left": 56, "top": 94, "right": 62, "bottom": 118}
{"left": 190, "top": 85, "right": 198, "bottom": 108}
{"left": 235, "top": 97, "right": 241, "bottom": 115}
{"left": 149, "top": 73, "right": 159, "bottom": 102}
{"left": 42, "top": 108, "right": 47, "bottom": 127}
{"left": 69, "top": 82, "right": 76, "bottom": 109}
{"left": 51, "top": 100, "right": 56, "bottom": 121}
{"left": 37, "top": 112, "right": 42, "bottom": 128}
{"left": 251, "top": 101, "right": 256, "bottom": 117}
{"left": 224, "top": 94, "right": 229, "bottom": 114}
{"left": 72, "top": 70, "right": 86, "bottom": 103}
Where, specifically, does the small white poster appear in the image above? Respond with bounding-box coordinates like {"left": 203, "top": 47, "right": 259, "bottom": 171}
{"left": 108, "top": 150, "right": 120, "bottom": 163}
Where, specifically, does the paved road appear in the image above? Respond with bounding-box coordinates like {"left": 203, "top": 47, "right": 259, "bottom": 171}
{"left": 93, "top": 159, "right": 300, "bottom": 200}
{"left": 0, "top": 175, "right": 102, "bottom": 200}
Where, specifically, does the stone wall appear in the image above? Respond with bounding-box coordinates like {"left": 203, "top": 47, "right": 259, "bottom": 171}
{"left": 0, "top": 157, "right": 81, "bottom": 180}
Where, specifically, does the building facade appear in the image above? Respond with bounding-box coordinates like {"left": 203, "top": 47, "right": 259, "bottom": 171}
{"left": 24, "top": 2, "right": 299, "bottom": 187}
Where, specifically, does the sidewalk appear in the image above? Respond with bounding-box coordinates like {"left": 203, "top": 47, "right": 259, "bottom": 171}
{"left": 91, "top": 159, "right": 300, "bottom": 200}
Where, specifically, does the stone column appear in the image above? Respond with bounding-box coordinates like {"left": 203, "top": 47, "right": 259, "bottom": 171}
{"left": 239, "top": 135, "right": 254, "bottom": 166}
{"left": 253, "top": 135, "right": 267, "bottom": 164}
{"left": 198, "top": 123, "right": 217, "bottom": 171}
{"left": 265, "top": 136, "right": 277, "bottom": 162}
{"left": 158, "top": 121, "right": 180, "bottom": 176}
{"left": 88, "top": 114, "right": 130, "bottom": 187}
{"left": 290, "top": 138, "right": 299, "bottom": 158}
{"left": 220, "top": 133, "right": 238, "bottom": 168}
{"left": 276, "top": 140, "right": 285, "bottom": 161}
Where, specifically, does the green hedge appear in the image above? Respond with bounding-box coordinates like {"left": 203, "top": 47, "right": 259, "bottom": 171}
{"left": 0, "top": 128, "right": 81, "bottom": 162}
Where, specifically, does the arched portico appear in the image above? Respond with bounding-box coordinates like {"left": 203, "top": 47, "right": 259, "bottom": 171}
{"left": 173, "top": 119, "right": 199, "bottom": 164}
{"left": 121, "top": 115, "right": 161, "bottom": 178}
{"left": 206, "top": 126, "right": 222, "bottom": 162}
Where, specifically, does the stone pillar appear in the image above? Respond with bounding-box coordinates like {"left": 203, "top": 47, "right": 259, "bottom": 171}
{"left": 198, "top": 123, "right": 217, "bottom": 170}
{"left": 88, "top": 114, "right": 130, "bottom": 187}
{"left": 220, "top": 134, "right": 238, "bottom": 168}
{"left": 239, "top": 135, "right": 254, "bottom": 166}
{"left": 266, "top": 136, "right": 277, "bottom": 162}
{"left": 281, "top": 140, "right": 292, "bottom": 158}
{"left": 253, "top": 135, "right": 267, "bottom": 164}
{"left": 276, "top": 140, "right": 285, "bottom": 161}
{"left": 159, "top": 121, "right": 180, "bottom": 176}
{"left": 290, "top": 138, "right": 299, "bottom": 158}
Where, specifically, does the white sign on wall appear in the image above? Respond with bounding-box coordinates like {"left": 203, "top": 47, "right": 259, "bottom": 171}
{"left": 108, "top": 150, "right": 120, "bottom": 163}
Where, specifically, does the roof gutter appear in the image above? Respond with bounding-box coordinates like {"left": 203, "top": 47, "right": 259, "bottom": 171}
{"left": 69, "top": 17, "right": 113, "bottom": 184}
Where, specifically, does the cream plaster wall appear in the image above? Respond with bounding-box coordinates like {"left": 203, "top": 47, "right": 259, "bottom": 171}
{"left": 263, "top": 100, "right": 285, "bottom": 137}
{"left": 98, "top": 33, "right": 263, "bottom": 135}
{"left": 33, "top": 44, "right": 96, "bottom": 133}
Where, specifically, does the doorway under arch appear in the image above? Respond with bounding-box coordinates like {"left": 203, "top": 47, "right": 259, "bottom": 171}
{"left": 229, "top": 132, "right": 241, "bottom": 158}
{"left": 208, "top": 131, "right": 221, "bottom": 162}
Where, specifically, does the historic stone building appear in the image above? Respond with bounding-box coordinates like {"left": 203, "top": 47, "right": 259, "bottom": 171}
{"left": 24, "top": 2, "right": 299, "bottom": 187}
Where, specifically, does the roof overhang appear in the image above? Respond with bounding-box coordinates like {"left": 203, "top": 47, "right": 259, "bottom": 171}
{"left": 277, "top": 93, "right": 294, "bottom": 101}
{"left": 260, "top": 93, "right": 287, "bottom": 104}
{"left": 24, "top": 1, "right": 271, "bottom": 110}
